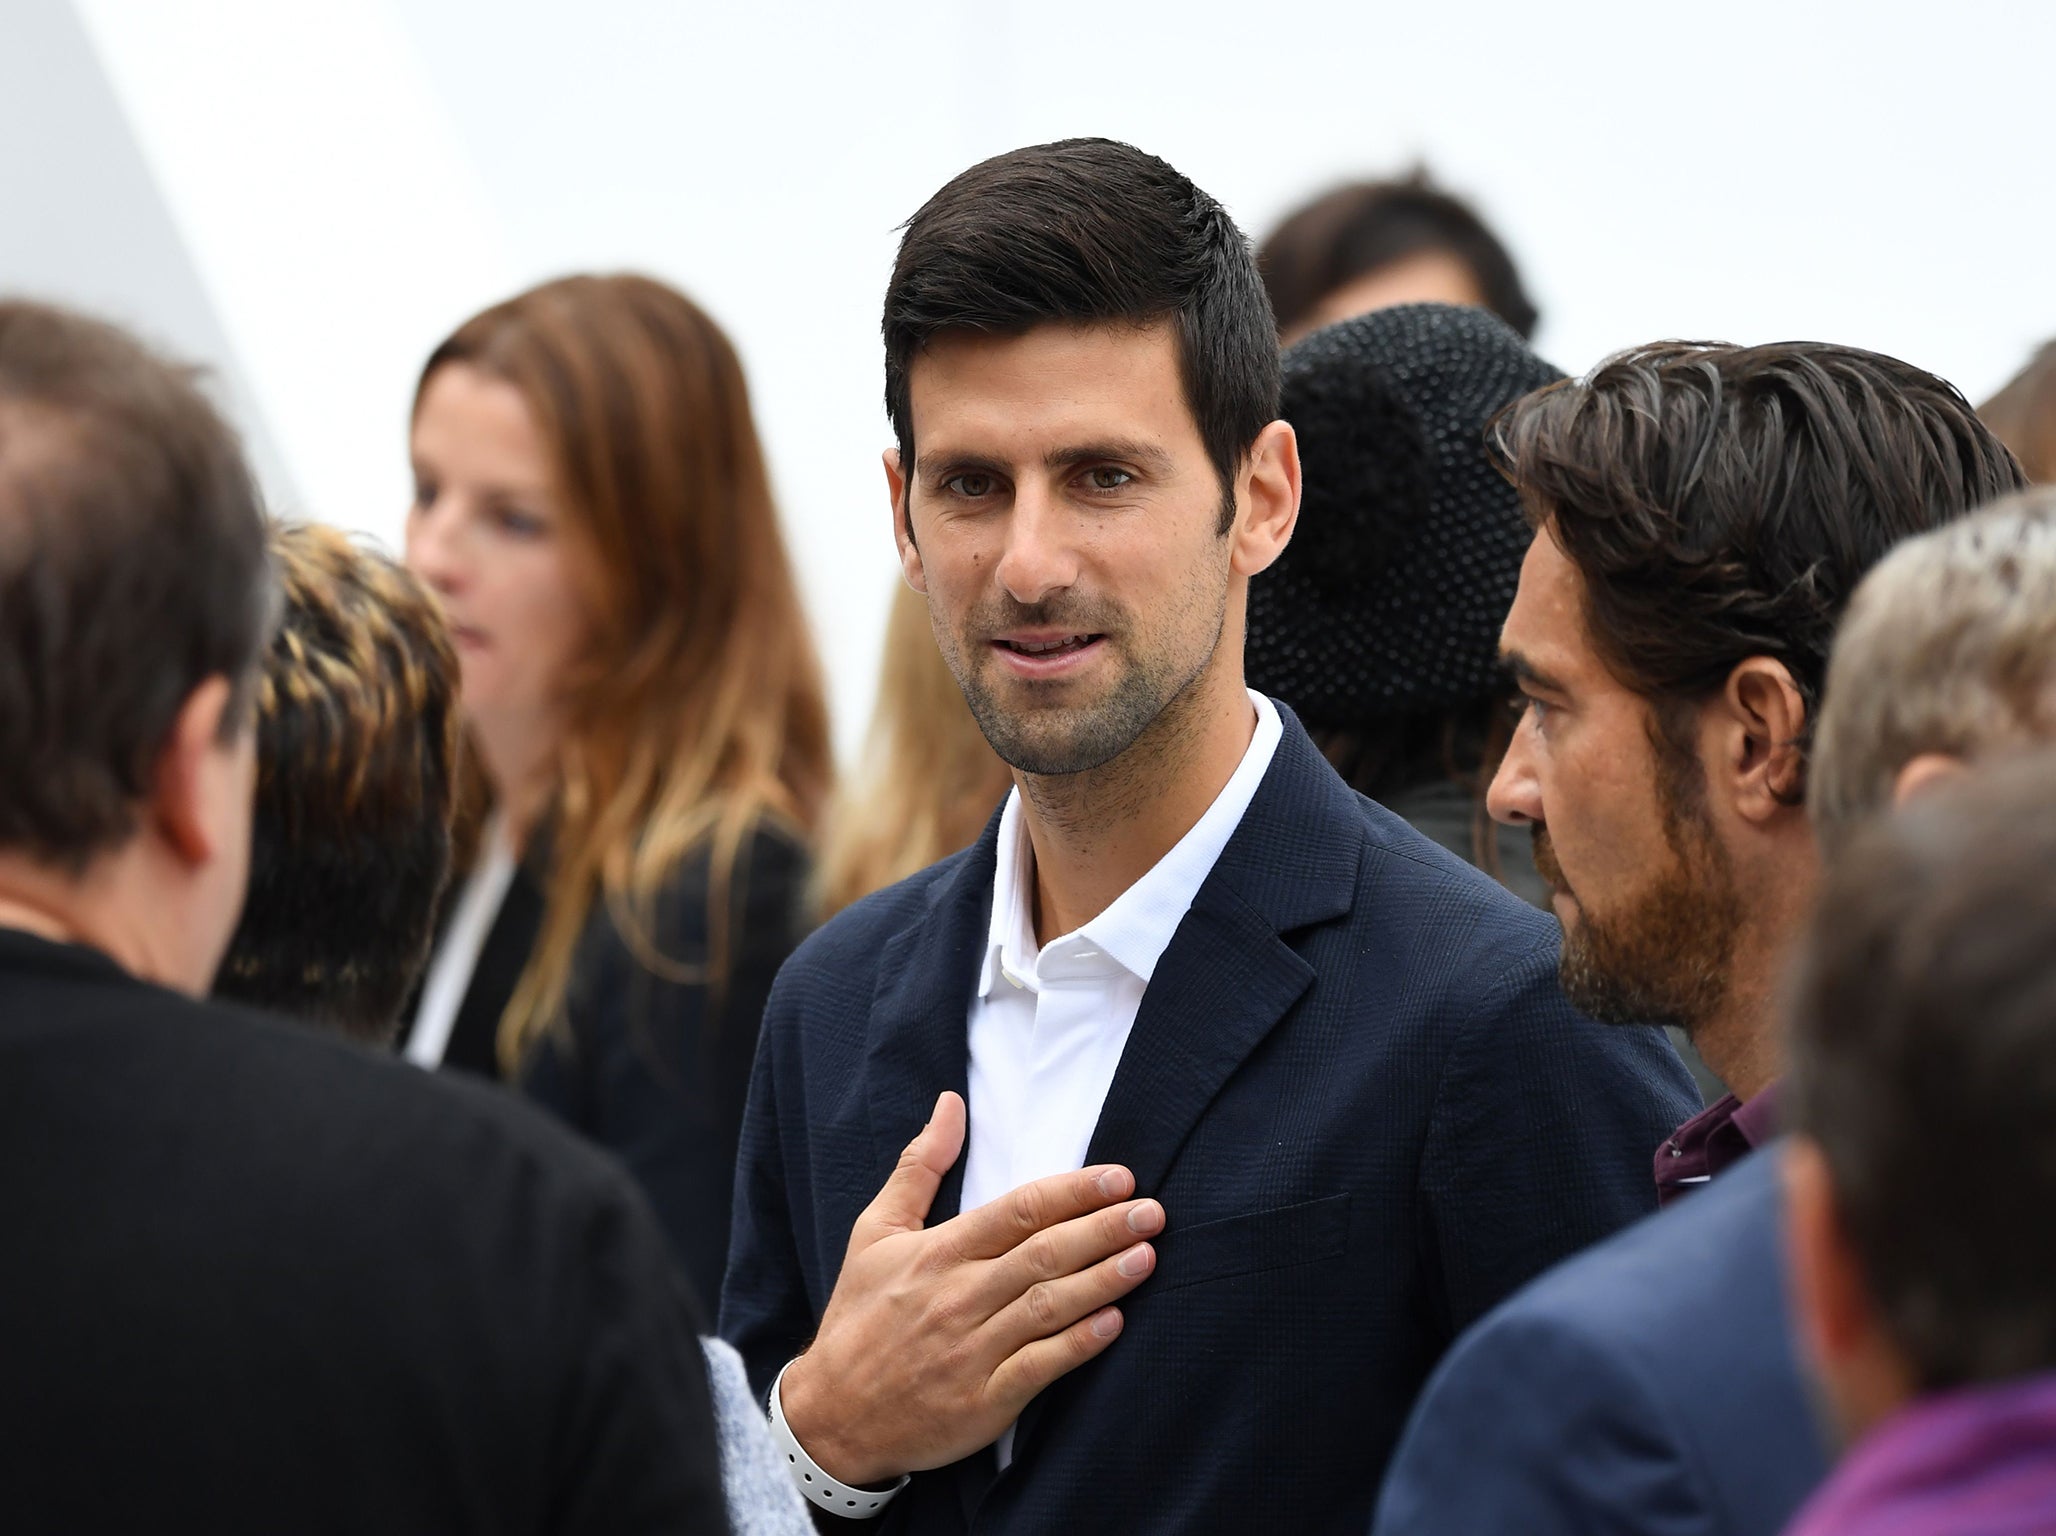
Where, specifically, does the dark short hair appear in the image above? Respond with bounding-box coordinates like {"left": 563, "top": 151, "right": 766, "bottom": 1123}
{"left": 883, "top": 138, "right": 1279, "bottom": 531}
{"left": 1259, "top": 171, "right": 1539, "bottom": 340}
{"left": 214, "top": 524, "right": 459, "bottom": 1044}
{"left": 0, "top": 301, "right": 272, "bottom": 868}
{"left": 1788, "top": 748, "right": 2056, "bottom": 1390}
{"left": 1491, "top": 341, "right": 2025, "bottom": 792}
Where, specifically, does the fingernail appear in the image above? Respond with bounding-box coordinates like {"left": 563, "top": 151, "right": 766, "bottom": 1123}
{"left": 1094, "top": 1168, "right": 1132, "bottom": 1199}
{"left": 1126, "top": 1200, "right": 1162, "bottom": 1234}
{"left": 1091, "top": 1308, "right": 1123, "bottom": 1337}
{"left": 1117, "top": 1243, "right": 1152, "bottom": 1277}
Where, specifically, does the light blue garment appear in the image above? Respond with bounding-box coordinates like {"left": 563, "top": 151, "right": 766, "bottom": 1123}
{"left": 1375, "top": 1147, "right": 1830, "bottom": 1536}
{"left": 701, "top": 1337, "right": 811, "bottom": 1536}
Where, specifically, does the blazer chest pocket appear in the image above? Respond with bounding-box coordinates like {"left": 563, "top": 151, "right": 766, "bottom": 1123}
{"left": 1148, "top": 1192, "right": 1351, "bottom": 1295}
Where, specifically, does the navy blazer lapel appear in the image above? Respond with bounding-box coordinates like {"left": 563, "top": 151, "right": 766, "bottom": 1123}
{"left": 1000, "top": 712, "right": 1362, "bottom": 1472}
{"left": 863, "top": 820, "right": 1001, "bottom": 1227}
{"left": 1078, "top": 887, "right": 1314, "bottom": 1194}
{"left": 1080, "top": 710, "right": 1363, "bottom": 1192}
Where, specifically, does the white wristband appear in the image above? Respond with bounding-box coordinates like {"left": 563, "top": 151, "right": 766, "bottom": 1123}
{"left": 767, "top": 1360, "right": 910, "bottom": 1520}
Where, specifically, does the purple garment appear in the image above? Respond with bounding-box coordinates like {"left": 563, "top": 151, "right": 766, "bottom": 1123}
{"left": 1655, "top": 1080, "right": 1782, "bottom": 1206}
{"left": 1784, "top": 1373, "right": 2056, "bottom": 1535}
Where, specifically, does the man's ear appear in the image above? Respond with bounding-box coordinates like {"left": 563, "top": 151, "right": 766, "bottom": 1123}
{"left": 1892, "top": 752, "right": 1967, "bottom": 808}
{"left": 1228, "top": 420, "right": 1300, "bottom": 578}
{"left": 885, "top": 447, "right": 926, "bottom": 595}
{"left": 149, "top": 676, "right": 239, "bottom": 868}
{"left": 1783, "top": 1138, "right": 1866, "bottom": 1374}
{"left": 1783, "top": 1136, "right": 1913, "bottom": 1443}
{"left": 1717, "top": 656, "right": 1808, "bottom": 820}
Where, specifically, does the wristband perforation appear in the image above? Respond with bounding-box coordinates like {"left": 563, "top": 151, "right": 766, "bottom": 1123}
{"left": 767, "top": 1359, "right": 910, "bottom": 1520}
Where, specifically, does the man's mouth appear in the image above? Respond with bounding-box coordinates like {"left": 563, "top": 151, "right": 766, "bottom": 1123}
{"left": 989, "top": 630, "right": 1109, "bottom": 676}
{"left": 996, "top": 633, "right": 1101, "bottom": 656}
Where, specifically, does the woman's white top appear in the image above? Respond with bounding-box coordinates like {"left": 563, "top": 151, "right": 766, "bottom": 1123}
{"left": 405, "top": 811, "right": 518, "bottom": 1069}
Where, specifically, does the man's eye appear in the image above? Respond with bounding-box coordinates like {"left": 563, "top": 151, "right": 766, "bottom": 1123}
{"left": 945, "top": 473, "right": 994, "bottom": 498}
{"left": 1086, "top": 467, "right": 1133, "bottom": 491}
{"left": 1510, "top": 693, "right": 1550, "bottom": 723}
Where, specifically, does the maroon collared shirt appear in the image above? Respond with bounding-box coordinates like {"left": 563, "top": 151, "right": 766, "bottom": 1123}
{"left": 1654, "top": 1081, "right": 1781, "bottom": 1206}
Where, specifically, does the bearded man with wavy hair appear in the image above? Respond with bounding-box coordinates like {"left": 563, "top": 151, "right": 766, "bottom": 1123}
{"left": 1378, "top": 341, "right": 2025, "bottom": 1536}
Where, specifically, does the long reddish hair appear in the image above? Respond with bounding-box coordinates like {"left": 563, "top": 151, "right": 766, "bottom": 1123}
{"left": 418, "top": 273, "right": 831, "bottom": 1069}
{"left": 1980, "top": 340, "right": 2056, "bottom": 484}
{"left": 816, "top": 582, "right": 1011, "bottom": 915}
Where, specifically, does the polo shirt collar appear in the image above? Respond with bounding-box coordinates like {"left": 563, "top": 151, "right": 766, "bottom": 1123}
{"left": 976, "top": 690, "right": 1283, "bottom": 998}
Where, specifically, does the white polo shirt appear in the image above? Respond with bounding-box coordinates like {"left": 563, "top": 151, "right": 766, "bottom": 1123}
{"left": 960, "top": 689, "right": 1282, "bottom": 1466}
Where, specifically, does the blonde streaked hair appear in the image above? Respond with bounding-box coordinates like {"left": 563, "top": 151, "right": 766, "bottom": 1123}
{"left": 217, "top": 521, "right": 458, "bottom": 1041}
{"left": 815, "top": 583, "right": 1012, "bottom": 916}
{"left": 1811, "top": 488, "right": 2056, "bottom": 856}
{"left": 417, "top": 274, "right": 832, "bottom": 1071}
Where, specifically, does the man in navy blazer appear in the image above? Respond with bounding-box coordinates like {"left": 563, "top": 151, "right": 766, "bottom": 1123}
{"left": 1376, "top": 1148, "right": 1826, "bottom": 1535}
{"left": 720, "top": 138, "right": 1694, "bottom": 1534}
{"left": 1374, "top": 350, "right": 2026, "bottom": 1535}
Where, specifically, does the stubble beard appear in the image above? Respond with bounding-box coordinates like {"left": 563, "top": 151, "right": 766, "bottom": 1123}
{"left": 945, "top": 585, "right": 1227, "bottom": 782}
{"left": 1532, "top": 771, "right": 1743, "bottom": 1033}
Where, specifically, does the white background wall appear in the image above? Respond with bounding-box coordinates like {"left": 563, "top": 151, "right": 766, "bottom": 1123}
{"left": 13, "top": 0, "right": 2056, "bottom": 756}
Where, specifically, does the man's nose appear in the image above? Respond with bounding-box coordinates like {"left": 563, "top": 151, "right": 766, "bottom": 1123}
{"left": 1487, "top": 714, "right": 1544, "bottom": 827}
{"left": 993, "top": 489, "right": 1080, "bottom": 607}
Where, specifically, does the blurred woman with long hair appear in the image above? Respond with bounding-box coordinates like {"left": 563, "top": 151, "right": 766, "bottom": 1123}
{"left": 400, "top": 273, "right": 831, "bottom": 1305}
{"left": 816, "top": 583, "right": 1012, "bottom": 917}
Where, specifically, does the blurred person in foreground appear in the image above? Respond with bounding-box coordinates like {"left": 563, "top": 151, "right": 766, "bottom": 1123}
{"left": 401, "top": 273, "right": 832, "bottom": 1308}
{"left": 721, "top": 136, "right": 1693, "bottom": 1534}
{"left": 1379, "top": 474, "right": 2046, "bottom": 1536}
{"left": 1978, "top": 338, "right": 2056, "bottom": 482}
{"left": 1782, "top": 747, "right": 2056, "bottom": 1536}
{"left": 1259, "top": 168, "right": 1539, "bottom": 346}
{"left": 0, "top": 300, "right": 725, "bottom": 1530}
{"left": 218, "top": 519, "right": 810, "bottom": 1535}
{"left": 816, "top": 582, "right": 1012, "bottom": 916}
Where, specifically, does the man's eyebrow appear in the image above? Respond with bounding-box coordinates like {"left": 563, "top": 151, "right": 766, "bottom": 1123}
{"left": 1503, "top": 650, "right": 1566, "bottom": 694}
{"left": 1045, "top": 439, "right": 1175, "bottom": 474}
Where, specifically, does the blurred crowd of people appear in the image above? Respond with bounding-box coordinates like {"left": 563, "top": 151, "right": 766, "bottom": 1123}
{"left": 2, "top": 140, "right": 2054, "bottom": 1536}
